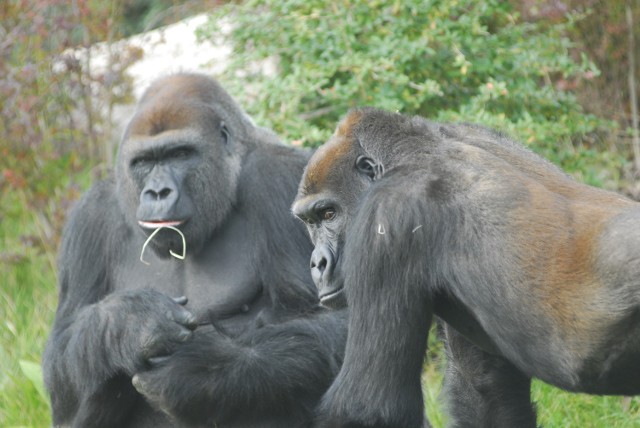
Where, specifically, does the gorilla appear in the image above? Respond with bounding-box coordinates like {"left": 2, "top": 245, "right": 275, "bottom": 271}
{"left": 292, "top": 107, "right": 640, "bottom": 428}
{"left": 43, "top": 73, "right": 347, "bottom": 428}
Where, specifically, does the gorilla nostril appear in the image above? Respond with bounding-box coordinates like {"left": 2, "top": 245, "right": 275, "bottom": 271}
{"left": 158, "top": 188, "right": 172, "bottom": 199}
{"left": 144, "top": 188, "right": 172, "bottom": 201}
{"left": 144, "top": 189, "right": 159, "bottom": 200}
{"left": 311, "top": 256, "right": 327, "bottom": 273}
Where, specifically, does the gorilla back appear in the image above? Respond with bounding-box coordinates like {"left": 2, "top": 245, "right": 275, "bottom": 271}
{"left": 43, "top": 74, "right": 347, "bottom": 428}
{"left": 293, "top": 107, "right": 640, "bottom": 428}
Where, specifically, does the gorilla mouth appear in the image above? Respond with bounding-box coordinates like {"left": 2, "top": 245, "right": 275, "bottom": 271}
{"left": 138, "top": 220, "right": 184, "bottom": 229}
{"left": 319, "top": 286, "right": 347, "bottom": 309}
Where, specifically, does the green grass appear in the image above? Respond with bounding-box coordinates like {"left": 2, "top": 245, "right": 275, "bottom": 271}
{"left": 1, "top": 190, "right": 639, "bottom": 427}
{"left": 1, "top": 191, "right": 55, "bottom": 427}
{"left": 531, "top": 382, "right": 640, "bottom": 428}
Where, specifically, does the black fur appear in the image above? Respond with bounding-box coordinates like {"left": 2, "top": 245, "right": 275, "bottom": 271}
{"left": 43, "top": 74, "right": 347, "bottom": 427}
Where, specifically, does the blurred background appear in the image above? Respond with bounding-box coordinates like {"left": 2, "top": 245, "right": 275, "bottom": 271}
{"left": 1, "top": 0, "right": 640, "bottom": 426}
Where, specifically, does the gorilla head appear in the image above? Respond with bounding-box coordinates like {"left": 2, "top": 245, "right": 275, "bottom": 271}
{"left": 115, "top": 74, "right": 257, "bottom": 257}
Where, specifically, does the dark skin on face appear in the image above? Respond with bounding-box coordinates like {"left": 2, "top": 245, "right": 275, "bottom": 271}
{"left": 293, "top": 107, "right": 640, "bottom": 428}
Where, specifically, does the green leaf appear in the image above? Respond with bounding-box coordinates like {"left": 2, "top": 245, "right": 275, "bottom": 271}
{"left": 19, "top": 360, "right": 48, "bottom": 403}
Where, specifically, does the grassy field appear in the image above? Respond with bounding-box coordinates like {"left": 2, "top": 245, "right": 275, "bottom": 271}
{"left": 1, "top": 190, "right": 56, "bottom": 427}
{"left": 1, "top": 187, "right": 639, "bottom": 427}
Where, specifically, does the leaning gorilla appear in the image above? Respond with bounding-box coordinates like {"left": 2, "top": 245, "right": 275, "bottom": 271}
{"left": 43, "top": 73, "right": 347, "bottom": 428}
{"left": 293, "top": 107, "right": 640, "bottom": 428}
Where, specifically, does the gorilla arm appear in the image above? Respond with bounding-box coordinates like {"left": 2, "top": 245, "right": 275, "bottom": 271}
{"left": 316, "top": 169, "right": 436, "bottom": 428}
{"left": 132, "top": 308, "right": 348, "bottom": 426}
{"left": 42, "top": 180, "right": 196, "bottom": 427}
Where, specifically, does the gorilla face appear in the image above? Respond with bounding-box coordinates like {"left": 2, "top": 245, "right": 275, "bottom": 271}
{"left": 115, "top": 75, "right": 250, "bottom": 258}
{"left": 292, "top": 110, "right": 377, "bottom": 307}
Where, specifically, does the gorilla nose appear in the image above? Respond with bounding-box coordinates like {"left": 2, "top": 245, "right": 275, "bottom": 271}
{"left": 310, "top": 246, "right": 334, "bottom": 287}
{"left": 144, "top": 187, "right": 173, "bottom": 201}
{"left": 310, "top": 255, "right": 327, "bottom": 273}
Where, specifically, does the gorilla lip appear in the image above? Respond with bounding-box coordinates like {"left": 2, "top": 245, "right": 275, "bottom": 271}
{"left": 319, "top": 286, "right": 344, "bottom": 304}
{"left": 138, "top": 220, "right": 184, "bottom": 229}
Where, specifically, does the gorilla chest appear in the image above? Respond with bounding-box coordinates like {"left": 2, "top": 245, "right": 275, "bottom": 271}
{"left": 113, "top": 226, "right": 264, "bottom": 325}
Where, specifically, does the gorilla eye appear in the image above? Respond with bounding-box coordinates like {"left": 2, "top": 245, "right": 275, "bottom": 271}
{"left": 355, "top": 156, "right": 376, "bottom": 180}
{"left": 172, "top": 147, "right": 193, "bottom": 159}
{"left": 321, "top": 208, "right": 336, "bottom": 222}
{"left": 221, "top": 122, "right": 230, "bottom": 145}
{"left": 131, "top": 156, "right": 151, "bottom": 168}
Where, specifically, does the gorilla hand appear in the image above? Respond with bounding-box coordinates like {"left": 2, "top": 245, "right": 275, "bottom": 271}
{"left": 130, "top": 329, "right": 232, "bottom": 423}
{"left": 131, "top": 360, "right": 174, "bottom": 417}
{"left": 99, "top": 289, "right": 198, "bottom": 374}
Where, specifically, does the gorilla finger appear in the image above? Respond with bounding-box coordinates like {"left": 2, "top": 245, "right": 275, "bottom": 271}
{"left": 158, "top": 323, "right": 194, "bottom": 342}
{"left": 166, "top": 324, "right": 194, "bottom": 343}
{"left": 172, "top": 306, "right": 198, "bottom": 330}
{"left": 132, "top": 374, "right": 148, "bottom": 393}
{"left": 172, "top": 296, "right": 188, "bottom": 306}
{"left": 148, "top": 355, "right": 171, "bottom": 366}
{"left": 176, "top": 326, "right": 194, "bottom": 342}
{"left": 142, "top": 329, "right": 191, "bottom": 361}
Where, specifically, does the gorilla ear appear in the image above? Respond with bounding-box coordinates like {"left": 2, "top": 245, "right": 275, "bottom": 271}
{"left": 355, "top": 156, "right": 382, "bottom": 180}
{"left": 220, "top": 121, "right": 231, "bottom": 146}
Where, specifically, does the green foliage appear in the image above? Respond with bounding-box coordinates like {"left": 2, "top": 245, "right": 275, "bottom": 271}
{"left": 120, "top": 0, "right": 204, "bottom": 35}
{"left": 532, "top": 381, "right": 640, "bottom": 428}
{"left": 1, "top": 0, "right": 135, "bottom": 254}
{"left": 0, "top": 188, "right": 57, "bottom": 426}
{"left": 201, "top": 0, "right": 621, "bottom": 187}
{"left": 19, "top": 361, "right": 48, "bottom": 403}
{"left": 0, "top": 1, "right": 135, "bottom": 425}
{"left": 121, "top": 0, "right": 177, "bottom": 34}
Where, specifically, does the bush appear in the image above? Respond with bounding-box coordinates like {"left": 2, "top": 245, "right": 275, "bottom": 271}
{"left": 1, "top": 0, "right": 137, "bottom": 255}
{"left": 200, "top": 0, "right": 621, "bottom": 188}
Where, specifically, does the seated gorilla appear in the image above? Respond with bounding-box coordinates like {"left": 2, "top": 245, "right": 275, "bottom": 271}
{"left": 293, "top": 107, "right": 640, "bottom": 428}
{"left": 43, "top": 73, "right": 347, "bottom": 428}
